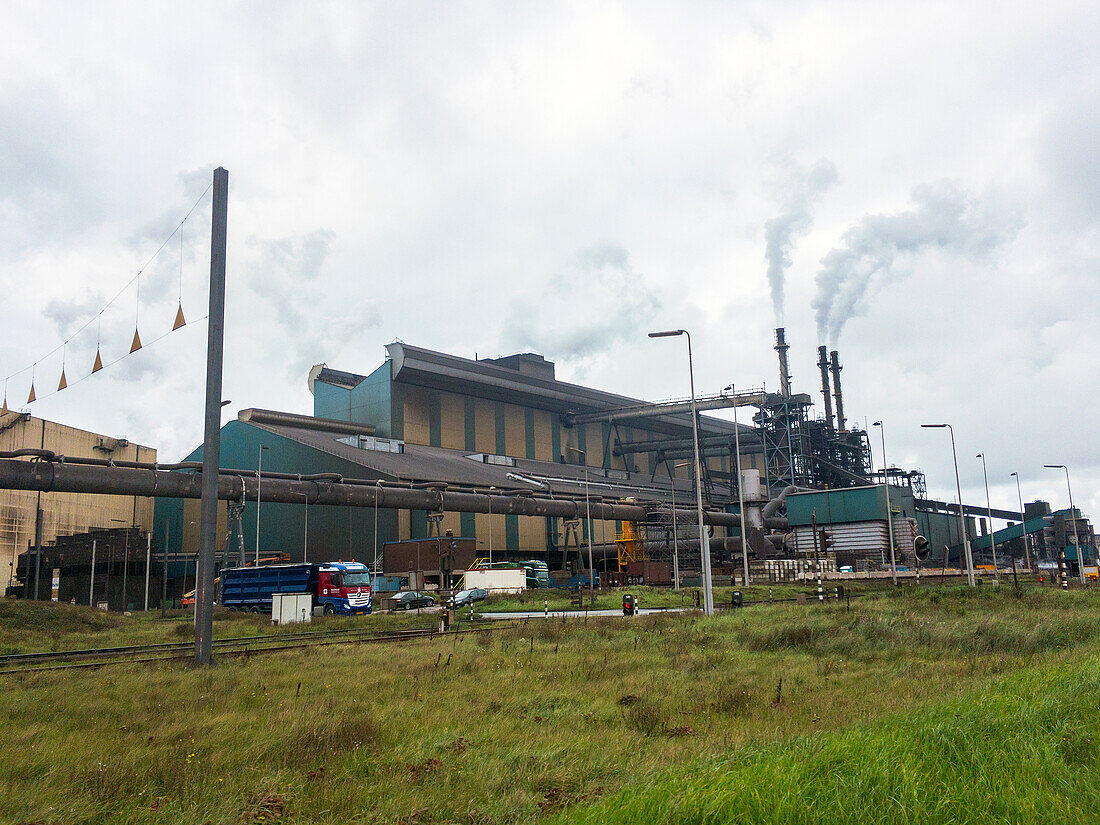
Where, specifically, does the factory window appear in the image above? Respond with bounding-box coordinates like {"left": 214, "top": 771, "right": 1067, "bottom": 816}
{"left": 465, "top": 452, "right": 516, "bottom": 467}
{"left": 604, "top": 469, "right": 630, "bottom": 481}
{"left": 337, "top": 435, "right": 405, "bottom": 453}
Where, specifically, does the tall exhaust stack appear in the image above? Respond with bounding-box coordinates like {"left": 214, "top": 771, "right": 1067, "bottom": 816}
{"left": 817, "top": 345, "right": 835, "bottom": 432}
{"left": 829, "top": 349, "right": 846, "bottom": 433}
{"left": 774, "top": 328, "right": 792, "bottom": 399}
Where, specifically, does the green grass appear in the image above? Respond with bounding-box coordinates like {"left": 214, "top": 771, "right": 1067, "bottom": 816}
{"left": 476, "top": 582, "right": 831, "bottom": 613}
{"left": 0, "top": 600, "right": 436, "bottom": 655}
{"left": 1, "top": 586, "right": 1098, "bottom": 824}
{"left": 556, "top": 656, "right": 1100, "bottom": 824}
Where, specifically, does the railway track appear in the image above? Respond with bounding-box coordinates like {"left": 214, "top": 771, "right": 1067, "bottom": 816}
{"left": 0, "top": 623, "right": 514, "bottom": 676}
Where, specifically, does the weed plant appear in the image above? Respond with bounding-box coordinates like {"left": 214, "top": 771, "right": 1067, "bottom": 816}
{"left": 0, "top": 585, "right": 1097, "bottom": 824}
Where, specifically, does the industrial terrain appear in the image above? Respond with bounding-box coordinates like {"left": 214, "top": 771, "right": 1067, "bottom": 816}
{"left": 2, "top": 584, "right": 1098, "bottom": 825}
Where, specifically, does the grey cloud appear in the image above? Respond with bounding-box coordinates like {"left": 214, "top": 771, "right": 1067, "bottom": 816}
{"left": 283, "top": 307, "right": 383, "bottom": 380}
{"left": 0, "top": 83, "right": 101, "bottom": 254}
{"left": 42, "top": 292, "right": 106, "bottom": 337}
{"left": 501, "top": 242, "right": 661, "bottom": 361}
{"left": 1039, "top": 84, "right": 1100, "bottom": 225}
{"left": 763, "top": 159, "right": 837, "bottom": 325}
{"left": 124, "top": 166, "right": 216, "bottom": 305}
{"left": 812, "top": 182, "right": 1023, "bottom": 346}
{"left": 241, "top": 228, "right": 377, "bottom": 378}
{"left": 247, "top": 229, "right": 338, "bottom": 331}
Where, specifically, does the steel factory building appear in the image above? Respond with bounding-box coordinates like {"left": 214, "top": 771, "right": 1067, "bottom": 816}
{"left": 153, "top": 342, "right": 758, "bottom": 573}
{"left": 3, "top": 411, "right": 156, "bottom": 603}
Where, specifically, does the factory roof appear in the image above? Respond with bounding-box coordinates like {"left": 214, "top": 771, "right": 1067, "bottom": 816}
{"left": 245, "top": 417, "right": 710, "bottom": 507}
{"left": 316, "top": 341, "right": 743, "bottom": 439}
{"left": 970, "top": 508, "right": 1090, "bottom": 551}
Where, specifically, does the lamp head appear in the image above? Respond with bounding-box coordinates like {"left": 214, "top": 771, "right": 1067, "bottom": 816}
{"left": 872, "top": 420, "right": 882, "bottom": 427}
{"left": 1043, "top": 464, "right": 1065, "bottom": 469}
{"left": 648, "top": 329, "right": 685, "bottom": 338}
{"left": 921, "top": 424, "right": 947, "bottom": 429}
{"left": 1010, "top": 472, "right": 1018, "bottom": 477}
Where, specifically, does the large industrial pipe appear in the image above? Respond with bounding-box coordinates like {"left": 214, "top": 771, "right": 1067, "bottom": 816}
{"left": 577, "top": 534, "right": 785, "bottom": 560}
{"left": 817, "top": 345, "right": 835, "bottom": 433}
{"left": 0, "top": 457, "right": 788, "bottom": 529}
{"left": 763, "top": 485, "right": 799, "bottom": 519}
{"left": 829, "top": 350, "right": 846, "bottom": 433}
{"left": 614, "top": 434, "right": 765, "bottom": 456}
{"left": 774, "top": 328, "right": 792, "bottom": 399}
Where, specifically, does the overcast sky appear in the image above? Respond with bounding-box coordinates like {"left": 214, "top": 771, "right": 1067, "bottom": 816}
{"left": 2, "top": 1, "right": 1097, "bottom": 524}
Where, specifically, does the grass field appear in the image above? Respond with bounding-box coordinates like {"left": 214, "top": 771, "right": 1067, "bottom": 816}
{"left": 1, "top": 585, "right": 1098, "bottom": 824}
{"left": 468, "top": 582, "right": 819, "bottom": 613}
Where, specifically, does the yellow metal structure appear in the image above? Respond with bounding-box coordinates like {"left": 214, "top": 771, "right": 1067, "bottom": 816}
{"left": 615, "top": 519, "right": 645, "bottom": 571}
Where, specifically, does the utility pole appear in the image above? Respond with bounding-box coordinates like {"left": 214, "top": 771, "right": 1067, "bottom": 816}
{"left": 89, "top": 539, "right": 96, "bottom": 607}
{"left": 161, "top": 520, "right": 170, "bottom": 618}
{"left": 144, "top": 531, "right": 151, "bottom": 611}
{"left": 873, "top": 422, "right": 897, "bottom": 586}
{"left": 976, "top": 453, "right": 1000, "bottom": 584}
{"left": 729, "top": 385, "right": 750, "bottom": 587}
{"left": 32, "top": 507, "right": 42, "bottom": 601}
{"left": 195, "top": 166, "right": 228, "bottom": 666}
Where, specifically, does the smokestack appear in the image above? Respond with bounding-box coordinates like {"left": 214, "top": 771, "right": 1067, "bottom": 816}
{"left": 817, "top": 346, "right": 834, "bottom": 433}
{"left": 829, "top": 350, "right": 846, "bottom": 433}
{"left": 774, "top": 328, "right": 792, "bottom": 399}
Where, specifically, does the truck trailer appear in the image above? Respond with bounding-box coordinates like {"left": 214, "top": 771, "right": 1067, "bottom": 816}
{"left": 220, "top": 561, "right": 372, "bottom": 615}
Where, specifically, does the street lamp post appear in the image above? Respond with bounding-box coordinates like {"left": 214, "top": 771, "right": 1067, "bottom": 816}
{"left": 669, "top": 461, "right": 691, "bottom": 591}
{"left": 487, "top": 486, "right": 495, "bottom": 564}
{"left": 650, "top": 329, "right": 713, "bottom": 615}
{"left": 976, "top": 453, "right": 1000, "bottom": 584}
{"left": 725, "top": 384, "right": 751, "bottom": 588}
{"left": 567, "top": 447, "right": 596, "bottom": 590}
{"left": 1010, "top": 472, "right": 1031, "bottom": 570}
{"left": 89, "top": 539, "right": 96, "bottom": 607}
{"left": 873, "top": 421, "right": 897, "bottom": 586}
{"left": 110, "top": 518, "right": 131, "bottom": 610}
{"left": 255, "top": 444, "right": 268, "bottom": 564}
{"left": 301, "top": 492, "right": 309, "bottom": 563}
{"left": 1044, "top": 465, "right": 1084, "bottom": 585}
{"left": 144, "top": 531, "right": 151, "bottom": 611}
{"left": 921, "top": 424, "right": 975, "bottom": 586}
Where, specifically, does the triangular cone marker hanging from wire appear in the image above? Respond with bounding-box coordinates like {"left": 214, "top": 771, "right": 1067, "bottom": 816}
{"left": 27, "top": 383, "right": 36, "bottom": 404}
{"left": 130, "top": 328, "right": 142, "bottom": 353}
{"left": 173, "top": 302, "right": 186, "bottom": 330}
{"left": 92, "top": 348, "right": 103, "bottom": 373}
{"left": 58, "top": 368, "right": 67, "bottom": 391}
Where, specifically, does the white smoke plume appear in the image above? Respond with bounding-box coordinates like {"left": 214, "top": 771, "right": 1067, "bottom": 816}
{"left": 813, "top": 182, "right": 1022, "bottom": 346}
{"left": 763, "top": 159, "right": 838, "bottom": 324}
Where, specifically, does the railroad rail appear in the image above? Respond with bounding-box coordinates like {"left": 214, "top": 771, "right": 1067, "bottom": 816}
{"left": 0, "top": 622, "right": 516, "bottom": 677}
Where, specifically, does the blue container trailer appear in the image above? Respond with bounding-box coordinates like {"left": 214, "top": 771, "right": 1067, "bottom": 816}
{"left": 220, "top": 561, "right": 372, "bottom": 615}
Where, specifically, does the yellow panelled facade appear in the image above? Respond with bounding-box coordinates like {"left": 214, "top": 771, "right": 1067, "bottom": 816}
{"left": 1, "top": 414, "right": 156, "bottom": 590}
{"left": 391, "top": 382, "right": 748, "bottom": 556}
{"left": 439, "top": 392, "right": 465, "bottom": 450}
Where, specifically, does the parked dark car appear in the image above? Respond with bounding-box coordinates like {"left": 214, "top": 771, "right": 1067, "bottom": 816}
{"left": 392, "top": 591, "right": 435, "bottom": 611}
{"left": 447, "top": 588, "right": 489, "bottom": 609}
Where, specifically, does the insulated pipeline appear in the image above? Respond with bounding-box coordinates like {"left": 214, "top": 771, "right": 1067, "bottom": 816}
{"left": 0, "top": 457, "right": 788, "bottom": 529}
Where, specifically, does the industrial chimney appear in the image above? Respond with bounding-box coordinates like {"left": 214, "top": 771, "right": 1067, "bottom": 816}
{"left": 774, "top": 328, "right": 792, "bottom": 399}
{"left": 817, "top": 346, "right": 835, "bottom": 433}
{"left": 829, "top": 350, "right": 846, "bottom": 433}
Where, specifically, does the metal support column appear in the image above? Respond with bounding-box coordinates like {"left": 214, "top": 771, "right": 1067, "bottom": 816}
{"left": 195, "top": 167, "right": 228, "bottom": 665}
